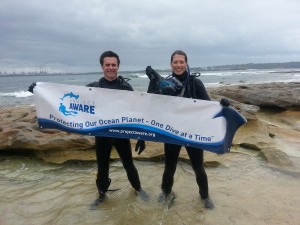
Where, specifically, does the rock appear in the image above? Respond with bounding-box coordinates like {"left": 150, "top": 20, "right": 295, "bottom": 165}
{"left": 207, "top": 82, "right": 300, "bottom": 110}
{"left": 209, "top": 91, "right": 260, "bottom": 120}
{"left": 0, "top": 82, "right": 299, "bottom": 173}
{"left": 260, "top": 146, "right": 295, "bottom": 169}
{"left": 0, "top": 106, "right": 95, "bottom": 163}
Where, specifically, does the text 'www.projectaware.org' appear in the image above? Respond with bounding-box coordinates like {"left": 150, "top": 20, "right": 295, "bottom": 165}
{"left": 109, "top": 129, "right": 156, "bottom": 137}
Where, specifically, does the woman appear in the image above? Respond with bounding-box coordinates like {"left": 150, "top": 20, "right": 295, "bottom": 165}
{"left": 146, "top": 50, "right": 230, "bottom": 209}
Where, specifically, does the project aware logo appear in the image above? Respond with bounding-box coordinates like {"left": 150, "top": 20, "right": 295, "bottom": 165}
{"left": 59, "top": 92, "right": 95, "bottom": 116}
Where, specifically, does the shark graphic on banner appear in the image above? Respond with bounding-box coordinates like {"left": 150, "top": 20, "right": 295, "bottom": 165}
{"left": 33, "top": 82, "right": 247, "bottom": 154}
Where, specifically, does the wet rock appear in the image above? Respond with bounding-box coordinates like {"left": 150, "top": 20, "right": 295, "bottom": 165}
{"left": 261, "top": 146, "right": 295, "bottom": 169}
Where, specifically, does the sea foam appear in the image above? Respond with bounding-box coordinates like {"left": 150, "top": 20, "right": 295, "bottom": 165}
{"left": 0, "top": 91, "right": 33, "bottom": 98}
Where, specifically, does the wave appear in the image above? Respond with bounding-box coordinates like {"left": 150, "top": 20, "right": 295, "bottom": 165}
{"left": 126, "top": 70, "right": 277, "bottom": 78}
{"left": 0, "top": 91, "right": 33, "bottom": 98}
{"left": 130, "top": 74, "right": 170, "bottom": 79}
{"left": 200, "top": 70, "right": 276, "bottom": 77}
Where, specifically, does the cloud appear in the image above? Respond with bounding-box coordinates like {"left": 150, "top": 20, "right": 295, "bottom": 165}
{"left": 1, "top": 0, "right": 300, "bottom": 72}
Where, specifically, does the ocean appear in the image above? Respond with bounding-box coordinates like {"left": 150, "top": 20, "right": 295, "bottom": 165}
{"left": 1, "top": 68, "right": 300, "bottom": 108}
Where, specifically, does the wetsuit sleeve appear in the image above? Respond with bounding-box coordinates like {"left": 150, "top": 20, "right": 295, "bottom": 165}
{"left": 126, "top": 83, "right": 134, "bottom": 91}
{"left": 86, "top": 81, "right": 99, "bottom": 87}
{"left": 194, "top": 79, "right": 210, "bottom": 100}
{"left": 147, "top": 80, "right": 159, "bottom": 94}
{"left": 118, "top": 76, "right": 134, "bottom": 91}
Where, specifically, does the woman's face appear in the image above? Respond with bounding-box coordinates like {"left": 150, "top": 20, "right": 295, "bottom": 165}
{"left": 171, "top": 54, "right": 187, "bottom": 75}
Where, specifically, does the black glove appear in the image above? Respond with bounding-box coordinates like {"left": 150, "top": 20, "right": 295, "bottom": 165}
{"left": 28, "top": 82, "right": 36, "bottom": 93}
{"left": 145, "top": 66, "right": 156, "bottom": 80}
{"left": 135, "top": 140, "right": 146, "bottom": 155}
{"left": 220, "top": 98, "right": 230, "bottom": 107}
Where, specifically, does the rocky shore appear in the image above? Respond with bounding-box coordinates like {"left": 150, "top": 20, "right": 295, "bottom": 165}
{"left": 1, "top": 82, "right": 299, "bottom": 173}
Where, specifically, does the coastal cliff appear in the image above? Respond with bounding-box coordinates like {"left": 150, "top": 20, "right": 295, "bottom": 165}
{"left": 0, "top": 82, "right": 299, "bottom": 173}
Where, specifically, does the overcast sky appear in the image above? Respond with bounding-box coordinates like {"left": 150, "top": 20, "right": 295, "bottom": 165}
{"left": 1, "top": 0, "right": 300, "bottom": 73}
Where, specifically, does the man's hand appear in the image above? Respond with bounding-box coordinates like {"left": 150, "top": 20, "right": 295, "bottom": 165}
{"left": 135, "top": 140, "right": 146, "bottom": 155}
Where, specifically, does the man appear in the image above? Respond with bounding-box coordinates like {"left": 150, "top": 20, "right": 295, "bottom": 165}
{"left": 28, "top": 51, "right": 148, "bottom": 209}
{"left": 87, "top": 51, "right": 148, "bottom": 209}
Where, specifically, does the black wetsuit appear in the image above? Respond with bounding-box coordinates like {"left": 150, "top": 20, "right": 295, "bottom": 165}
{"left": 154, "top": 72, "right": 211, "bottom": 199}
{"left": 87, "top": 77, "right": 141, "bottom": 193}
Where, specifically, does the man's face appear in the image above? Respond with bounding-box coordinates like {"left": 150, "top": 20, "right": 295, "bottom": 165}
{"left": 101, "top": 57, "right": 119, "bottom": 81}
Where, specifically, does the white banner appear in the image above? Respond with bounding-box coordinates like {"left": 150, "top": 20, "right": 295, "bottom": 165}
{"left": 34, "top": 82, "right": 246, "bottom": 154}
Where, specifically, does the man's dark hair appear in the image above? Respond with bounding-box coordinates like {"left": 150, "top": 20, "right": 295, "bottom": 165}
{"left": 170, "top": 50, "right": 188, "bottom": 63}
{"left": 99, "top": 51, "right": 120, "bottom": 66}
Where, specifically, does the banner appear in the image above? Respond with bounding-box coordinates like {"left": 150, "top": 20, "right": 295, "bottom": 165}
{"left": 33, "top": 82, "right": 246, "bottom": 154}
